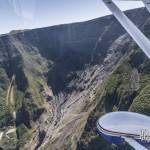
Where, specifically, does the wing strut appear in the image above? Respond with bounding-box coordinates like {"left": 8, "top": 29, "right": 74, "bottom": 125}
{"left": 142, "top": 0, "right": 150, "bottom": 13}
{"left": 115, "top": 0, "right": 150, "bottom": 14}
{"left": 123, "top": 137, "right": 148, "bottom": 150}
{"left": 103, "top": 0, "right": 150, "bottom": 58}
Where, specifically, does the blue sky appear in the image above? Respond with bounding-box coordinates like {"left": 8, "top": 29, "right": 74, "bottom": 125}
{"left": 0, "top": 0, "right": 144, "bottom": 34}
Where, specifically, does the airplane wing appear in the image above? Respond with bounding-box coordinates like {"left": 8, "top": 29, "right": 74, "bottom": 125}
{"left": 102, "top": 0, "right": 150, "bottom": 58}
{"left": 123, "top": 137, "right": 148, "bottom": 150}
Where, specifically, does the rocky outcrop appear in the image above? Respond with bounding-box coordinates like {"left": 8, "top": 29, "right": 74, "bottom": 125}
{"left": 0, "top": 7, "right": 149, "bottom": 150}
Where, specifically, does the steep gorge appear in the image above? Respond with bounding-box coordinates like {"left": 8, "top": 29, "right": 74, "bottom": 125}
{"left": 0, "top": 8, "right": 149, "bottom": 150}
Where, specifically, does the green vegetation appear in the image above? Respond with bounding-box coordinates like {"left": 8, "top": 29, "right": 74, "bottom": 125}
{"left": 12, "top": 48, "right": 49, "bottom": 148}
{"left": 104, "top": 61, "right": 134, "bottom": 112}
{"left": 0, "top": 46, "right": 49, "bottom": 149}
{"left": 17, "top": 124, "right": 29, "bottom": 139}
{"left": 78, "top": 48, "right": 150, "bottom": 150}
{"left": 130, "top": 85, "right": 150, "bottom": 115}
{"left": 15, "top": 91, "right": 24, "bottom": 111}
{"left": 0, "top": 68, "right": 14, "bottom": 127}
{"left": 16, "top": 123, "right": 33, "bottom": 148}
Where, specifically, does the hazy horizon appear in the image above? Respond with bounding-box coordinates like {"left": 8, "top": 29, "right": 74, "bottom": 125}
{"left": 1, "top": 0, "right": 144, "bottom": 35}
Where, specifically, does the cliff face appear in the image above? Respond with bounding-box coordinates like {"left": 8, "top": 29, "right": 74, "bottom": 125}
{"left": 0, "top": 8, "right": 149, "bottom": 150}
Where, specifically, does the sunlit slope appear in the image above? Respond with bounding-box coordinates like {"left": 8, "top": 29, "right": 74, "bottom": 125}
{"left": 78, "top": 47, "right": 150, "bottom": 150}
{"left": 0, "top": 7, "right": 149, "bottom": 150}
